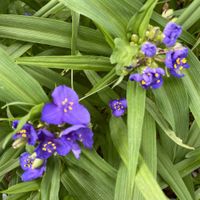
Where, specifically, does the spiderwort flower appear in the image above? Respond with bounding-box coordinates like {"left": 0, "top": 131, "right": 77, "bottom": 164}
{"left": 163, "top": 22, "right": 182, "bottom": 47}
{"left": 19, "top": 152, "right": 46, "bottom": 181}
{"left": 165, "top": 47, "right": 189, "bottom": 78}
{"left": 141, "top": 42, "right": 157, "bottom": 57}
{"left": 109, "top": 99, "right": 127, "bottom": 117}
{"left": 35, "top": 129, "right": 71, "bottom": 159}
{"left": 12, "top": 120, "right": 37, "bottom": 148}
{"left": 41, "top": 85, "right": 90, "bottom": 125}
{"left": 61, "top": 125, "right": 94, "bottom": 159}
{"left": 129, "top": 67, "right": 165, "bottom": 89}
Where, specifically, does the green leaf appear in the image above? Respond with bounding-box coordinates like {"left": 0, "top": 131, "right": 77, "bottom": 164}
{"left": 126, "top": 81, "right": 146, "bottom": 198}
{"left": 141, "top": 111, "right": 157, "bottom": 177}
{"left": 157, "top": 144, "right": 193, "bottom": 200}
{"left": 16, "top": 56, "right": 113, "bottom": 71}
{"left": 176, "top": 0, "right": 200, "bottom": 30}
{"left": 146, "top": 98, "right": 194, "bottom": 150}
{"left": 59, "top": 0, "right": 128, "bottom": 37}
{"left": 1, "top": 180, "right": 40, "bottom": 194}
{"left": 110, "top": 38, "right": 138, "bottom": 74}
{"left": 0, "top": 14, "right": 111, "bottom": 55}
{"left": 127, "top": 0, "right": 158, "bottom": 38}
{"left": 135, "top": 157, "right": 167, "bottom": 200}
{"left": 0, "top": 159, "right": 19, "bottom": 179}
{"left": 0, "top": 46, "right": 48, "bottom": 104}
{"left": 109, "top": 116, "right": 128, "bottom": 166}
{"left": 153, "top": 78, "right": 189, "bottom": 161}
{"left": 40, "top": 157, "right": 61, "bottom": 200}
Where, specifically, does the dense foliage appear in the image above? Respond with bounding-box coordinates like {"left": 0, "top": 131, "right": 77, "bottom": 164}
{"left": 0, "top": 0, "right": 200, "bottom": 199}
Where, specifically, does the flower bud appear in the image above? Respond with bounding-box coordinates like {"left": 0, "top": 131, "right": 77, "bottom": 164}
{"left": 131, "top": 34, "right": 139, "bottom": 43}
{"left": 32, "top": 158, "right": 44, "bottom": 169}
{"left": 162, "top": 9, "right": 174, "bottom": 19}
{"left": 12, "top": 138, "right": 26, "bottom": 149}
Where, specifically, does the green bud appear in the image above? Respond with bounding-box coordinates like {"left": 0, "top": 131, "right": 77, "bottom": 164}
{"left": 146, "top": 58, "right": 152, "bottom": 66}
{"left": 12, "top": 138, "right": 26, "bottom": 149}
{"left": 132, "top": 59, "right": 138, "bottom": 67}
{"left": 32, "top": 158, "right": 44, "bottom": 169}
{"left": 131, "top": 34, "right": 139, "bottom": 43}
{"left": 29, "top": 152, "right": 37, "bottom": 159}
{"left": 155, "top": 32, "right": 164, "bottom": 42}
{"left": 151, "top": 62, "right": 158, "bottom": 68}
{"left": 162, "top": 9, "right": 174, "bottom": 19}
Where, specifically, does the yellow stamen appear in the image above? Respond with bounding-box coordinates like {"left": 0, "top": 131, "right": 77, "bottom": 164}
{"left": 179, "top": 66, "right": 183, "bottom": 70}
{"left": 155, "top": 73, "right": 159, "bottom": 77}
{"left": 157, "top": 80, "right": 160, "bottom": 83}
{"left": 62, "top": 98, "right": 68, "bottom": 105}
{"left": 48, "top": 141, "right": 52, "bottom": 144}
{"left": 174, "top": 64, "right": 177, "bottom": 69}
{"left": 64, "top": 108, "right": 67, "bottom": 113}
{"left": 141, "top": 80, "right": 146, "bottom": 85}
{"left": 182, "top": 58, "right": 187, "bottom": 64}
{"left": 42, "top": 148, "right": 46, "bottom": 151}
{"left": 68, "top": 106, "right": 73, "bottom": 111}
{"left": 176, "top": 58, "right": 180, "bottom": 65}
{"left": 69, "top": 102, "right": 74, "bottom": 105}
{"left": 22, "top": 133, "right": 27, "bottom": 138}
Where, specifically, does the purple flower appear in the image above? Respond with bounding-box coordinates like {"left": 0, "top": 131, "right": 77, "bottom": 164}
{"left": 35, "top": 129, "right": 71, "bottom": 159}
{"left": 19, "top": 152, "right": 46, "bottom": 181}
{"left": 141, "top": 42, "right": 157, "bottom": 57}
{"left": 61, "top": 125, "right": 94, "bottom": 159}
{"left": 109, "top": 98, "right": 127, "bottom": 117}
{"left": 129, "top": 67, "right": 165, "bottom": 89}
{"left": 165, "top": 48, "right": 189, "bottom": 78}
{"left": 41, "top": 85, "right": 90, "bottom": 125}
{"left": 163, "top": 22, "right": 182, "bottom": 47}
{"left": 12, "top": 120, "right": 37, "bottom": 145}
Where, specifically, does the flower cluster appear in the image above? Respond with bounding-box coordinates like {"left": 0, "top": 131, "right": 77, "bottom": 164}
{"left": 111, "top": 21, "right": 190, "bottom": 90}
{"left": 127, "top": 21, "right": 189, "bottom": 89}
{"left": 109, "top": 98, "right": 127, "bottom": 117}
{"left": 12, "top": 85, "right": 94, "bottom": 181}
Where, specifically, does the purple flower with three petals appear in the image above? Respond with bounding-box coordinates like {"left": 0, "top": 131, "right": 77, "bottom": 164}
{"left": 129, "top": 67, "right": 165, "bottom": 89}
{"left": 12, "top": 120, "right": 38, "bottom": 145}
{"left": 109, "top": 99, "right": 127, "bottom": 117}
{"left": 61, "top": 125, "right": 94, "bottom": 159}
{"left": 35, "top": 129, "right": 71, "bottom": 159}
{"left": 163, "top": 22, "right": 182, "bottom": 47}
{"left": 141, "top": 42, "right": 157, "bottom": 57}
{"left": 165, "top": 47, "right": 189, "bottom": 78}
{"left": 41, "top": 85, "right": 90, "bottom": 125}
{"left": 20, "top": 152, "right": 46, "bottom": 181}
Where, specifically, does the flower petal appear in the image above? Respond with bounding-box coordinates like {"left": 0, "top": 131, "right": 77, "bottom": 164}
{"left": 76, "top": 127, "right": 94, "bottom": 149}
{"left": 61, "top": 125, "right": 85, "bottom": 136}
{"left": 21, "top": 167, "right": 45, "bottom": 182}
{"left": 112, "top": 109, "right": 125, "bottom": 117}
{"left": 55, "top": 138, "right": 72, "bottom": 156}
{"left": 27, "top": 126, "right": 38, "bottom": 145}
{"left": 63, "top": 104, "right": 90, "bottom": 125}
{"left": 52, "top": 85, "right": 79, "bottom": 106}
{"left": 35, "top": 142, "right": 54, "bottom": 159}
{"left": 41, "top": 103, "right": 63, "bottom": 125}
{"left": 71, "top": 143, "right": 81, "bottom": 159}
{"left": 20, "top": 152, "right": 31, "bottom": 171}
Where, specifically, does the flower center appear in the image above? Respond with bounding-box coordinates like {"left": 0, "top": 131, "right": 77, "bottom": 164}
{"left": 61, "top": 98, "right": 74, "bottom": 113}
{"left": 19, "top": 129, "right": 27, "bottom": 138}
{"left": 24, "top": 157, "right": 33, "bottom": 168}
{"left": 42, "top": 141, "right": 57, "bottom": 153}
{"left": 113, "top": 102, "right": 124, "bottom": 111}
